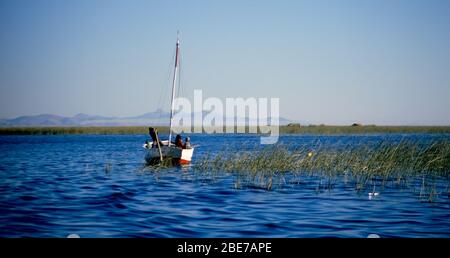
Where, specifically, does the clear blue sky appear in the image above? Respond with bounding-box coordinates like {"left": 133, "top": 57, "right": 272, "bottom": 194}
{"left": 1, "top": 0, "right": 449, "bottom": 125}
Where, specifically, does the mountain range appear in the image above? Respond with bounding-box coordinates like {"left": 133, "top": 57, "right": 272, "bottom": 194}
{"left": 0, "top": 110, "right": 294, "bottom": 127}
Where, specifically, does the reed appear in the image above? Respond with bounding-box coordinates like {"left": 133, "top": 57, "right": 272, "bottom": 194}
{"left": 0, "top": 126, "right": 150, "bottom": 135}
{"left": 196, "top": 140, "right": 450, "bottom": 175}
{"left": 194, "top": 139, "right": 450, "bottom": 192}
{"left": 279, "top": 125, "right": 450, "bottom": 134}
{"left": 1, "top": 125, "right": 450, "bottom": 135}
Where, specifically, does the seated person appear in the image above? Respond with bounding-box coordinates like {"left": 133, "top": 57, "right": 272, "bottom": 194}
{"left": 184, "top": 137, "right": 192, "bottom": 149}
{"left": 148, "top": 127, "right": 162, "bottom": 147}
{"left": 174, "top": 134, "right": 183, "bottom": 148}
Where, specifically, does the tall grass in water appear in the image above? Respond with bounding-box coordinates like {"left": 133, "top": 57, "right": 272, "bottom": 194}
{"left": 1, "top": 125, "right": 450, "bottom": 135}
{"left": 195, "top": 139, "right": 450, "bottom": 195}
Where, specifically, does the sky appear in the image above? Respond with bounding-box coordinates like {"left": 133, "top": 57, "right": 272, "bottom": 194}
{"left": 0, "top": 0, "right": 449, "bottom": 125}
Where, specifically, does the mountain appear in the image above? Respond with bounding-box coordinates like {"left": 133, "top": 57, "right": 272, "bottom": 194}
{"left": 8, "top": 114, "right": 66, "bottom": 126}
{"left": 130, "top": 109, "right": 170, "bottom": 119}
{"left": 0, "top": 111, "right": 295, "bottom": 127}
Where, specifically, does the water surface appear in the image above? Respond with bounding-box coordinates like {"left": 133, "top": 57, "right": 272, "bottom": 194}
{"left": 0, "top": 134, "right": 449, "bottom": 237}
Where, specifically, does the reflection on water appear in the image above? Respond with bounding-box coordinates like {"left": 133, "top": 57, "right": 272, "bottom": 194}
{"left": 0, "top": 134, "right": 448, "bottom": 237}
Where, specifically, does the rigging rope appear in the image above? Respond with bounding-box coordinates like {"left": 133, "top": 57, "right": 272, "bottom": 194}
{"left": 156, "top": 47, "right": 176, "bottom": 124}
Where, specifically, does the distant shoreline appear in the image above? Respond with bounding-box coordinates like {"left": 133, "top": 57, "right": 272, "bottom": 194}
{"left": 1, "top": 125, "right": 450, "bottom": 135}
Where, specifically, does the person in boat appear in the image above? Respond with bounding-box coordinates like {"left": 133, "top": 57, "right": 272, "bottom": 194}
{"left": 148, "top": 127, "right": 161, "bottom": 147}
{"left": 174, "top": 134, "right": 183, "bottom": 148}
{"left": 184, "top": 137, "right": 192, "bottom": 149}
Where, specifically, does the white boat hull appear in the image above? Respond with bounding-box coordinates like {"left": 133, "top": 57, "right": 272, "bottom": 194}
{"left": 145, "top": 145, "right": 194, "bottom": 165}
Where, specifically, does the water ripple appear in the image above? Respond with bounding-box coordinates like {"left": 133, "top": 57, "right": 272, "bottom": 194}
{"left": 0, "top": 134, "right": 449, "bottom": 237}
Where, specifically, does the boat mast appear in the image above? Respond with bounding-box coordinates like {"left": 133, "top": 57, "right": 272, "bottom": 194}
{"left": 168, "top": 31, "right": 180, "bottom": 146}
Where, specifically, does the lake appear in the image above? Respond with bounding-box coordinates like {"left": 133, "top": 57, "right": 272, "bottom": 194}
{"left": 0, "top": 134, "right": 449, "bottom": 237}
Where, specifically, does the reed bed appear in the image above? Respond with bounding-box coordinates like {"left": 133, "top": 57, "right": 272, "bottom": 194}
{"left": 194, "top": 139, "right": 450, "bottom": 195}
{"left": 1, "top": 125, "right": 450, "bottom": 135}
{"left": 0, "top": 126, "right": 150, "bottom": 135}
{"left": 279, "top": 125, "right": 450, "bottom": 134}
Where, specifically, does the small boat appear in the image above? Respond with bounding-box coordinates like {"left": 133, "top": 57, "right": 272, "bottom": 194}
{"left": 144, "top": 128, "right": 194, "bottom": 165}
{"left": 143, "top": 32, "right": 194, "bottom": 165}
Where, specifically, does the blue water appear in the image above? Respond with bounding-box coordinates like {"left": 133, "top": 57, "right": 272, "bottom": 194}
{"left": 0, "top": 134, "right": 449, "bottom": 237}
